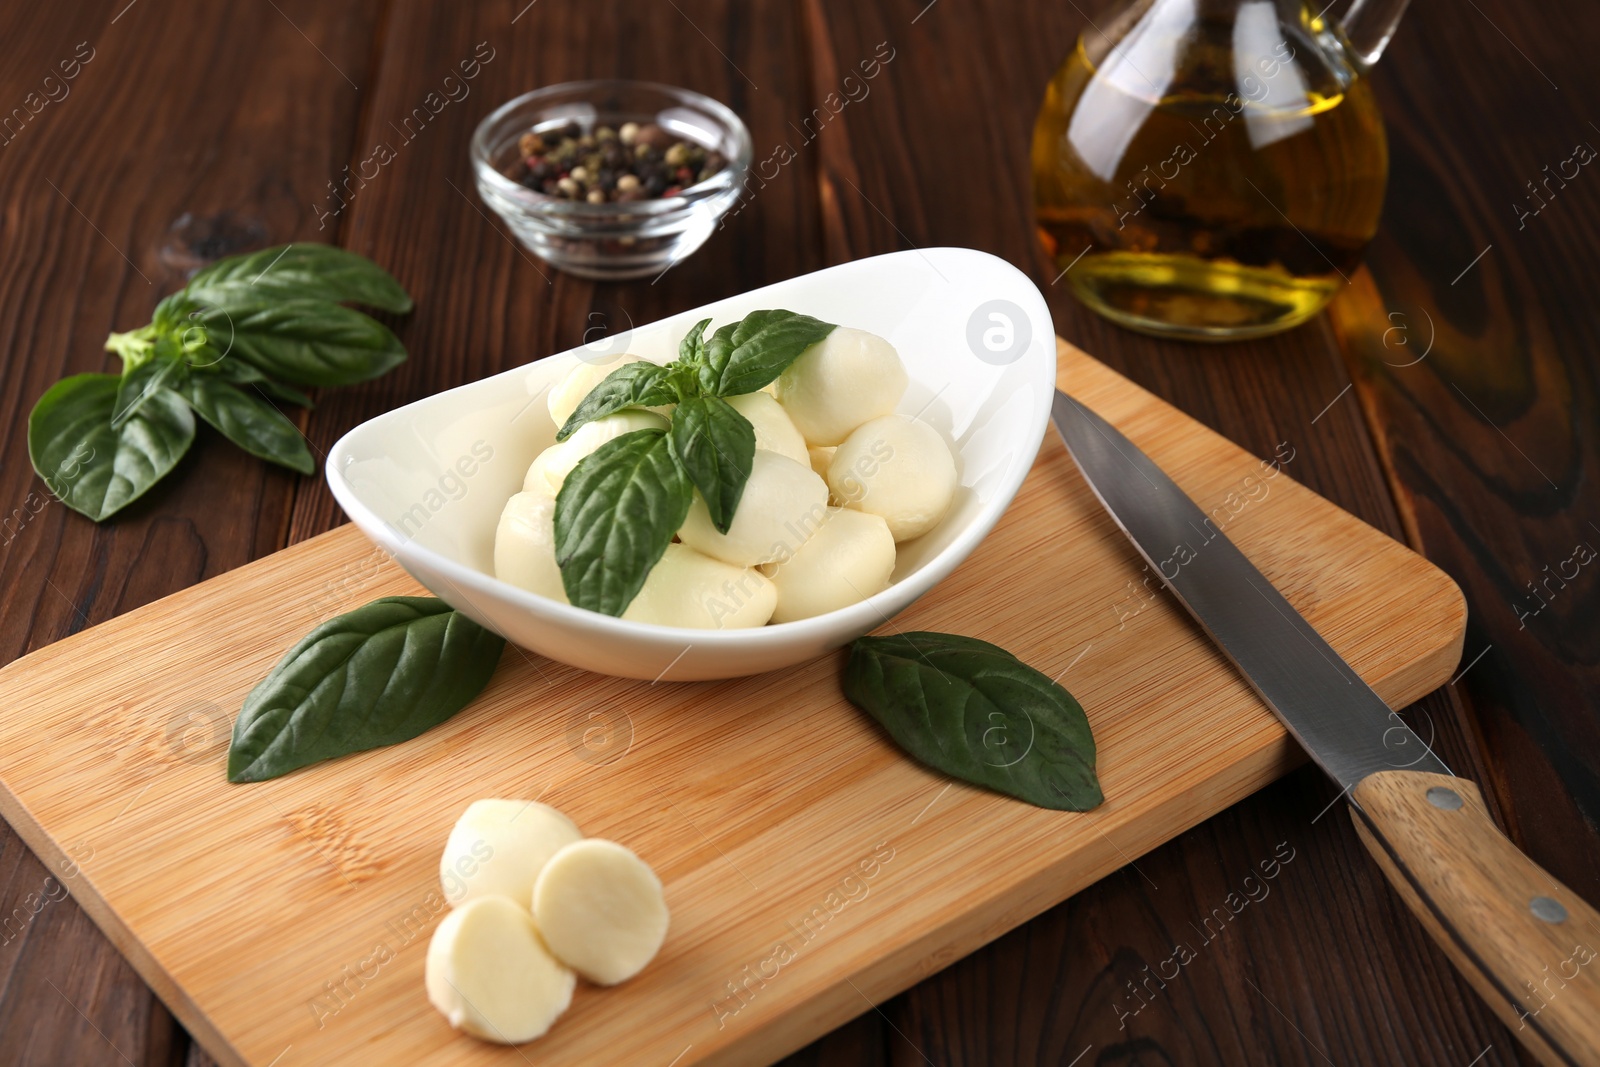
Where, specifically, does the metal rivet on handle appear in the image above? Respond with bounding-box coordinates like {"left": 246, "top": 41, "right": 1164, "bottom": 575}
{"left": 1425, "top": 786, "right": 1463, "bottom": 810}
{"left": 1530, "top": 896, "right": 1568, "bottom": 924}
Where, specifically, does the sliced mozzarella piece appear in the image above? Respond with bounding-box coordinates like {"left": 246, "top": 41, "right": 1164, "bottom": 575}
{"left": 621, "top": 543, "right": 776, "bottom": 629}
{"left": 724, "top": 391, "right": 808, "bottom": 466}
{"left": 763, "top": 507, "right": 896, "bottom": 622}
{"left": 425, "top": 896, "right": 575, "bottom": 1044}
{"left": 439, "top": 799, "right": 583, "bottom": 908}
{"left": 772, "top": 327, "right": 908, "bottom": 446}
{"left": 532, "top": 839, "right": 669, "bottom": 986}
{"left": 493, "top": 492, "right": 567, "bottom": 603}
{"left": 547, "top": 353, "right": 648, "bottom": 427}
{"left": 829, "top": 414, "right": 957, "bottom": 542}
{"left": 678, "top": 450, "right": 828, "bottom": 567}
{"left": 524, "top": 410, "right": 669, "bottom": 496}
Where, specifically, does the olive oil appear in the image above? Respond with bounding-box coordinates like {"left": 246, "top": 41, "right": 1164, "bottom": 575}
{"left": 1032, "top": 13, "right": 1387, "bottom": 340}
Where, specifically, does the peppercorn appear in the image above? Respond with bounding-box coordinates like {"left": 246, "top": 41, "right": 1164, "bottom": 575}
{"left": 510, "top": 120, "right": 726, "bottom": 203}
{"left": 630, "top": 125, "right": 668, "bottom": 151}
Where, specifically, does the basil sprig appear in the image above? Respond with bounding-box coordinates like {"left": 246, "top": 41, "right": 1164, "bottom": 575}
{"left": 227, "top": 596, "right": 504, "bottom": 783}
{"left": 27, "top": 243, "right": 411, "bottom": 521}
{"left": 553, "top": 309, "right": 834, "bottom": 615}
{"left": 843, "top": 632, "right": 1103, "bottom": 811}
{"left": 554, "top": 429, "right": 695, "bottom": 617}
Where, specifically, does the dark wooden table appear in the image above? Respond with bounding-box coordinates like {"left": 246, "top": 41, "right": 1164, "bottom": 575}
{"left": 1, "top": 1, "right": 1596, "bottom": 1064}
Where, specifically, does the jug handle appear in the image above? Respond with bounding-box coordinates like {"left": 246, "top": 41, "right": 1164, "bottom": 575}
{"left": 1336, "top": 0, "right": 1412, "bottom": 67}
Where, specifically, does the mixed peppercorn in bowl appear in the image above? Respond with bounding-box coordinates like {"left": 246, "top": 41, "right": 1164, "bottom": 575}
{"left": 471, "top": 80, "right": 751, "bottom": 279}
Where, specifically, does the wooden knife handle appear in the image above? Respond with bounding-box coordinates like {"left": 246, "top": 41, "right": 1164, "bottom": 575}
{"left": 1350, "top": 770, "right": 1600, "bottom": 1066}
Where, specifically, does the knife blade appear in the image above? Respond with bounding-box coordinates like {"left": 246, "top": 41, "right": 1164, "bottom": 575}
{"left": 1052, "top": 389, "right": 1600, "bottom": 1067}
{"left": 1050, "top": 390, "right": 1449, "bottom": 790}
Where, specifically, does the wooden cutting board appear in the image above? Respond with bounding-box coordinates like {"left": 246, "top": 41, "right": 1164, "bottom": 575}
{"left": 0, "top": 342, "right": 1464, "bottom": 1067}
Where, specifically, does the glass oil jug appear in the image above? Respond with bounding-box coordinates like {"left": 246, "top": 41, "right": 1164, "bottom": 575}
{"left": 1032, "top": 0, "right": 1409, "bottom": 340}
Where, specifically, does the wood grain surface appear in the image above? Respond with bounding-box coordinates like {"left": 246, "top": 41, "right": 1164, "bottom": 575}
{"left": 0, "top": 346, "right": 1465, "bottom": 1067}
{"left": 0, "top": 0, "right": 1591, "bottom": 1064}
{"left": 0, "top": 1, "right": 380, "bottom": 1064}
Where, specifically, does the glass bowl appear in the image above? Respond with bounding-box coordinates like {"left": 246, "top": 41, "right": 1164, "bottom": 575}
{"left": 470, "top": 81, "right": 752, "bottom": 280}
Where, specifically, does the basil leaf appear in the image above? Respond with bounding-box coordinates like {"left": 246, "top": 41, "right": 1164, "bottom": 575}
{"left": 186, "top": 296, "right": 406, "bottom": 387}
{"left": 227, "top": 597, "right": 505, "bottom": 783}
{"left": 111, "top": 345, "right": 186, "bottom": 429}
{"left": 178, "top": 373, "right": 315, "bottom": 475}
{"left": 27, "top": 373, "right": 195, "bottom": 521}
{"left": 554, "top": 429, "right": 693, "bottom": 616}
{"left": 555, "top": 361, "right": 676, "bottom": 441}
{"left": 678, "top": 317, "right": 712, "bottom": 366}
{"left": 671, "top": 396, "right": 755, "bottom": 534}
{"left": 697, "top": 310, "right": 836, "bottom": 397}
{"left": 187, "top": 243, "right": 413, "bottom": 313}
{"left": 843, "top": 632, "right": 1102, "bottom": 811}
{"left": 205, "top": 359, "right": 315, "bottom": 408}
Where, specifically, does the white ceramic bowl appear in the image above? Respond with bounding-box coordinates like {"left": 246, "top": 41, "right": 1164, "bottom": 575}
{"left": 326, "top": 248, "right": 1055, "bottom": 680}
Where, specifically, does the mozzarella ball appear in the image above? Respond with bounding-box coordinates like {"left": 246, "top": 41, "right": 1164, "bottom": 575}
{"left": 439, "top": 799, "right": 583, "bottom": 908}
{"left": 533, "top": 839, "right": 669, "bottom": 986}
{"left": 725, "top": 390, "right": 808, "bottom": 466}
{"left": 622, "top": 543, "right": 776, "bottom": 629}
{"left": 772, "top": 327, "right": 908, "bottom": 445}
{"left": 808, "top": 445, "right": 835, "bottom": 480}
{"left": 547, "top": 353, "right": 648, "bottom": 428}
{"left": 763, "top": 508, "right": 896, "bottom": 623}
{"left": 425, "top": 896, "right": 575, "bottom": 1043}
{"left": 494, "top": 492, "right": 567, "bottom": 603}
{"left": 677, "top": 450, "right": 829, "bottom": 567}
{"left": 524, "top": 410, "right": 668, "bottom": 495}
{"left": 829, "top": 415, "right": 957, "bottom": 542}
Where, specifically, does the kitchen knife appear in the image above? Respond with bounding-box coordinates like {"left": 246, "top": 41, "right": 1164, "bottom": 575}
{"left": 1052, "top": 390, "right": 1600, "bottom": 1066}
